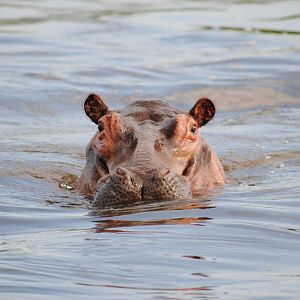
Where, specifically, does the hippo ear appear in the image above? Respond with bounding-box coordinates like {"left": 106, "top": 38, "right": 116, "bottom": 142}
{"left": 189, "top": 98, "right": 215, "bottom": 127}
{"left": 84, "top": 93, "right": 108, "bottom": 124}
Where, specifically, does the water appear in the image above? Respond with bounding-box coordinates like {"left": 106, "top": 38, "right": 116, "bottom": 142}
{"left": 1, "top": 1, "right": 300, "bottom": 299}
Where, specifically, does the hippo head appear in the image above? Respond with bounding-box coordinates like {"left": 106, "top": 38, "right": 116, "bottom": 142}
{"left": 78, "top": 93, "right": 223, "bottom": 208}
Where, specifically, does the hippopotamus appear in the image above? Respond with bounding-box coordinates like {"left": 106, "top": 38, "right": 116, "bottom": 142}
{"left": 77, "top": 93, "right": 225, "bottom": 208}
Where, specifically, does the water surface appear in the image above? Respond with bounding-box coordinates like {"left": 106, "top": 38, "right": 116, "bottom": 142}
{"left": 1, "top": 1, "right": 300, "bottom": 299}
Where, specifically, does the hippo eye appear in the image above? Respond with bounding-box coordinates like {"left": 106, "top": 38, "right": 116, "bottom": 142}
{"left": 190, "top": 125, "right": 197, "bottom": 133}
{"left": 98, "top": 122, "right": 104, "bottom": 132}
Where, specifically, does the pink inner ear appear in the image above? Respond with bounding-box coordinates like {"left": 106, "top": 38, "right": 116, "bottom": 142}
{"left": 189, "top": 98, "right": 215, "bottom": 127}
{"left": 84, "top": 94, "right": 108, "bottom": 124}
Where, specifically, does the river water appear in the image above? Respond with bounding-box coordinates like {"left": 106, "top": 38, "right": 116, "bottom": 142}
{"left": 1, "top": 1, "right": 300, "bottom": 299}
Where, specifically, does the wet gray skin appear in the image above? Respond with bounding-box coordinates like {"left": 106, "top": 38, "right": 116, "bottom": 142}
{"left": 78, "top": 96, "right": 224, "bottom": 208}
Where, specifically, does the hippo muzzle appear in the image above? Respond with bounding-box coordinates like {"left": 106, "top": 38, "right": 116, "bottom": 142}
{"left": 94, "top": 167, "right": 192, "bottom": 208}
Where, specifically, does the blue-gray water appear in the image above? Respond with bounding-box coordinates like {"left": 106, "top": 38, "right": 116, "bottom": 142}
{"left": 1, "top": 1, "right": 300, "bottom": 299}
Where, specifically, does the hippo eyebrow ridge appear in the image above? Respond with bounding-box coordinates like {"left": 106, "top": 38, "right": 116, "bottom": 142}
{"left": 124, "top": 111, "right": 165, "bottom": 123}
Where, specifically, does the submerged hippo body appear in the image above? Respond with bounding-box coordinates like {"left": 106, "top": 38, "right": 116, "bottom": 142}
{"left": 77, "top": 94, "right": 225, "bottom": 208}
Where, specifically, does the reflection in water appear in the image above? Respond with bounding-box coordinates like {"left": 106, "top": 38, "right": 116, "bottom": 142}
{"left": 91, "top": 195, "right": 216, "bottom": 217}
{"left": 94, "top": 216, "right": 212, "bottom": 233}
{"left": 91, "top": 195, "right": 214, "bottom": 232}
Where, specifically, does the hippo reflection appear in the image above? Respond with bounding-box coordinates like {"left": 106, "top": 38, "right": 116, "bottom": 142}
{"left": 77, "top": 94, "right": 225, "bottom": 208}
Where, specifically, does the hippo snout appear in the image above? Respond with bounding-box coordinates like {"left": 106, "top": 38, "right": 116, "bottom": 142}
{"left": 94, "top": 167, "right": 192, "bottom": 208}
{"left": 142, "top": 168, "right": 192, "bottom": 202}
{"left": 94, "top": 167, "right": 143, "bottom": 208}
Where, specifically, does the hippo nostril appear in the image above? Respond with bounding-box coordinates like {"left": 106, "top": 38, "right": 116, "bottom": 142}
{"left": 116, "top": 167, "right": 127, "bottom": 176}
{"left": 157, "top": 168, "right": 170, "bottom": 178}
